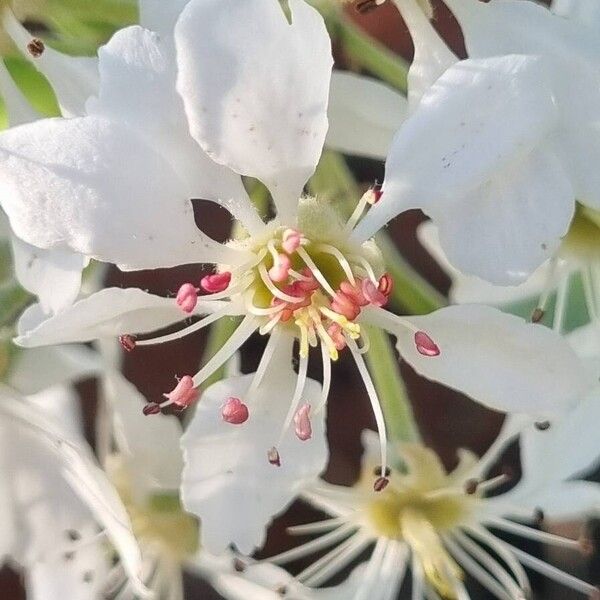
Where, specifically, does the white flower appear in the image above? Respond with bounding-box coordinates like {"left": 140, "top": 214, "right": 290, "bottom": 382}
{"left": 248, "top": 415, "right": 600, "bottom": 600}
{"left": 0, "top": 362, "right": 150, "bottom": 598}
{"left": 350, "top": 0, "right": 600, "bottom": 289}
{"left": 0, "top": 0, "right": 590, "bottom": 554}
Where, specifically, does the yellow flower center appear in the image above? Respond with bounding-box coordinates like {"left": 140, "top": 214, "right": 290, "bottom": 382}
{"left": 360, "top": 445, "right": 481, "bottom": 598}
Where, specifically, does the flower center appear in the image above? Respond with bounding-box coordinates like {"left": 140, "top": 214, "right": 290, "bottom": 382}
{"left": 561, "top": 204, "right": 600, "bottom": 262}
{"left": 109, "top": 458, "right": 198, "bottom": 561}
{"left": 360, "top": 445, "right": 485, "bottom": 597}
{"left": 240, "top": 224, "right": 389, "bottom": 360}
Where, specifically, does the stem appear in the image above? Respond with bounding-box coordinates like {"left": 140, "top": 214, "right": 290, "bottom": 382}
{"left": 364, "top": 325, "right": 420, "bottom": 442}
{"left": 0, "top": 280, "right": 31, "bottom": 328}
{"left": 316, "top": 2, "right": 409, "bottom": 93}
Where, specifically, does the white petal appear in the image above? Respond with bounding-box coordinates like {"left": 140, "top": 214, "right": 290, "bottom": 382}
{"left": 520, "top": 392, "right": 600, "bottom": 486}
{"left": 445, "top": 0, "right": 600, "bottom": 209}
{"left": 429, "top": 149, "right": 573, "bottom": 284}
{"left": 175, "top": 0, "right": 332, "bottom": 223}
{"left": 552, "top": 0, "right": 600, "bottom": 25}
{"left": 181, "top": 335, "right": 328, "bottom": 554}
{"left": 326, "top": 71, "right": 407, "bottom": 160}
{"left": 90, "top": 26, "right": 261, "bottom": 232}
{"left": 0, "top": 389, "right": 148, "bottom": 596}
{"left": 514, "top": 480, "right": 600, "bottom": 520}
{"left": 26, "top": 543, "right": 110, "bottom": 600}
{"left": 3, "top": 12, "right": 98, "bottom": 118}
{"left": 0, "top": 116, "right": 248, "bottom": 270}
{"left": 9, "top": 344, "right": 101, "bottom": 395}
{"left": 103, "top": 370, "right": 183, "bottom": 497}
{"left": 138, "top": 0, "right": 190, "bottom": 38}
{"left": 364, "top": 304, "right": 592, "bottom": 416}
{"left": 353, "top": 55, "right": 560, "bottom": 245}
{"left": 417, "top": 221, "right": 569, "bottom": 306}
{"left": 11, "top": 234, "right": 87, "bottom": 314}
{"left": 15, "top": 287, "right": 227, "bottom": 347}
{"left": 391, "top": 0, "right": 457, "bottom": 110}
{"left": 0, "top": 58, "right": 40, "bottom": 126}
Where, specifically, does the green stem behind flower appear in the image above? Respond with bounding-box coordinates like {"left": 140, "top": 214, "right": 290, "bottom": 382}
{"left": 310, "top": 150, "right": 442, "bottom": 442}
{"left": 365, "top": 325, "right": 420, "bottom": 442}
{"left": 315, "top": 1, "right": 409, "bottom": 93}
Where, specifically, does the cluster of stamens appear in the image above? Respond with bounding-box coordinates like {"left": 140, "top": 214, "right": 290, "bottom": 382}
{"left": 121, "top": 189, "right": 440, "bottom": 489}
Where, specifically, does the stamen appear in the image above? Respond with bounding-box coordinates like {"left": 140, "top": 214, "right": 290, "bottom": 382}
{"left": 362, "top": 279, "right": 388, "bottom": 307}
{"left": 160, "top": 375, "right": 199, "bottom": 410}
{"left": 374, "top": 477, "right": 390, "bottom": 492}
{"left": 221, "top": 397, "right": 249, "bottom": 425}
{"left": 282, "top": 228, "right": 302, "bottom": 254}
{"left": 347, "top": 338, "right": 389, "bottom": 489}
{"left": 259, "top": 263, "right": 305, "bottom": 303}
{"left": 268, "top": 447, "right": 281, "bottom": 467}
{"left": 531, "top": 307, "right": 545, "bottom": 324}
{"left": 277, "top": 352, "right": 309, "bottom": 445}
{"left": 269, "top": 253, "right": 292, "bottom": 283}
{"left": 553, "top": 274, "right": 570, "bottom": 332}
{"left": 176, "top": 282, "right": 199, "bottom": 313}
{"left": 119, "top": 334, "right": 137, "bottom": 352}
{"left": 260, "top": 311, "right": 284, "bottom": 335}
{"left": 331, "top": 290, "right": 361, "bottom": 321}
{"left": 313, "top": 344, "right": 332, "bottom": 416}
{"left": 135, "top": 304, "right": 231, "bottom": 346}
{"left": 192, "top": 315, "right": 258, "bottom": 387}
{"left": 315, "top": 243, "right": 357, "bottom": 285}
{"left": 355, "top": 0, "right": 386, "bottom": 14}
{"left": 414, "top": 331, "right": 441, "bottom": 357}
{"left": 27, "top": 37, "right": 45, "bottom": 58}
{"left": 142, "top": 403, "right": 162, "bottom": 416}
{"left": 200, "top": 271, "right": 232, "bottom": 294}
{"left": 484, "top": 517, "right": 581, "bottom": 550}
{"left": 294, "top": 403, "right": 312, "bottom": 441}
{"left": 349, "top": 254, "right": 379, "bottom": 284}
{"left": 287, "top": 517, "right": 347, "bottom": 536}
{"left": 326, "top": 323, "right": 347, "bottom": 352}
{"left": 378, "top": 273, "right": 393, "bottom": 298}
{"left": 297, "top": 247, "right": 337, "bottom": 297}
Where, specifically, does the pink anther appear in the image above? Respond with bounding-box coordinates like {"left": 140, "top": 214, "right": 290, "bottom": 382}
{"left": 377, "top": 273, "right": 393, "bottom": 299}
{"left": 414, "top": 331, "right": 440, "bottom": 357}
{"left": 362, "top": 279, "right": 388, "bottom": 307}
{"left": 119, "top": 334, "right": 137, "bottom": 352}
{"left": 268, "top": 254, "right": 292, "bottom": 283}
{"left": 200, "top": 271, "right": 232, "bottom": 294}
{"left": 162, "top": 375, "right": 200, "bottom": 409}
{"left": 221, "top": 397, "right": 249, "bottom": 425}
{"left": 327, "top": 323, "right": 347, "bottom": 351}
{"left": 331, "top": 291, "right": 361, "bottom": 321}
{"left": 176, "top": 283, "right": 199, "bottom": 313}
{"left": 282, "top": 228, "right": 302, "bottom": 254}
{"left": 294, "top": 404, "right": 312, "bottom": 441}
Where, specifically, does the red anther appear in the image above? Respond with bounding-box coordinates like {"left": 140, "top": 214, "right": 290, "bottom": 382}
{"left": 414, "top": 331, "right": 440, "bottom": 357}
{"left": 374, "top": 477, "right": 390, "bottom": 492}
{"left": 327, "top": 323, "right": 347, "bottom": 351}
{"left": 331, "top": 291, "right": 361, "bottom": 321}
{"left": 143, "top": 403, "right": 162, "bottom": 416}
{"left": 268, "top": 253, "right": 292, "bottom": 283}
{"left": 119, "top": 334, "right": 137, "bottom": 352}
{"left": 361, "top": 279, "right": 387, "bottom": 307}
{"left": 222, "top": 397, "right": 249, "bottom": 425}
{"left": 200, "top": 271, "right": 232, "bottom": 294}
{"left": 282, "top": 228, "right": 302, "bottom": 254}
{"left": 293, "top": 404, "right": 312, "bottom": 441}
{"left": 163, "top": 375, "right": 199, "bottom": 409}
{"left": 378, "top": 273, "right": 393, "bottom": 298}
{"left": 296, "top": 268, "right": 319, "bottom": 292}
{"left": 268, "top": 447, "right": 281, "bottom": 467}
{"left": 176, "top": 283, "right": 198, "bottom": 313}
{"left": 340, "top": 281, "right": 368, "bottom": 307}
